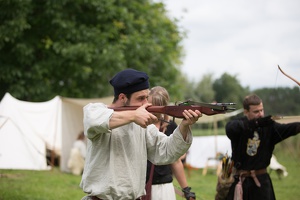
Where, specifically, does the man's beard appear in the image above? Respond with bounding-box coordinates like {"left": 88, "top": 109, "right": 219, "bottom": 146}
{"left": 124, "top": 99, "right": 130, "bottom": 106}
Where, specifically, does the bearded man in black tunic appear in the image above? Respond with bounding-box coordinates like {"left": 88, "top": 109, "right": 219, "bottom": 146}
{"left": 225, "top": 94, "right": 300, "bottom": 200}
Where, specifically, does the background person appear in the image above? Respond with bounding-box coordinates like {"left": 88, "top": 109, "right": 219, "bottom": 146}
{"left": 67, "top": 131, "right": 86, "bottom": 175}
{"left": 145, "top": 86, "right": 196, "bottom": 200}
{"left": 80, "top": 69, "right": 202, "bottom": 200}
{"left": 225, "top": 94, "right": 300, "bottom": 200}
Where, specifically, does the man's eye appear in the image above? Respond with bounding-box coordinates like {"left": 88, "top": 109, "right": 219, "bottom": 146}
{"left": 138, "top": 97, "right": 147, "bottom": 101}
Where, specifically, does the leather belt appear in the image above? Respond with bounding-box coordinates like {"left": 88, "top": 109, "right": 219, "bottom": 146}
{"left": 235, "top": 168, "right": 267, "bottom": 187}
{"left": 236, "top": 168, "right": 267, "bottom": 176}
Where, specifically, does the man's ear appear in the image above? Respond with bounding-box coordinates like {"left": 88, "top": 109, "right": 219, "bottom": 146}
{"left": 243, "top": 109, "right": 248, "bottom": 116}
{"left": 118, "top": 93, "right": 127, "bottom": 104}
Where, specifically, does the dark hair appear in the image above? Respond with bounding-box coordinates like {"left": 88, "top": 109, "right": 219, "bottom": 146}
{"left": 112, "top": 93, "right": 132, "bottom": 103}
{"left": 243, "top": 94, "right": 262, "bottom": 110}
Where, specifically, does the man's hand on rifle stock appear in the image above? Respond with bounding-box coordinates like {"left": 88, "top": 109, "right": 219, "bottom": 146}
{"left": 181, "top": 109, "right": 202, "bottom": 126}
{"left": 134, "top": 103, "right": 158, "bottom": 128}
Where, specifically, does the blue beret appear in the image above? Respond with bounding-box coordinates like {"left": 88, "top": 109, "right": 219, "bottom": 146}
{"left": 109, "top": 69, "right": 149, "bottom": 96}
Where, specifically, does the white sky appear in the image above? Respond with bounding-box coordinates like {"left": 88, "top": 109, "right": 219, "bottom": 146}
{"left": 157, "top": 0, "right": 300, "bottom": 90}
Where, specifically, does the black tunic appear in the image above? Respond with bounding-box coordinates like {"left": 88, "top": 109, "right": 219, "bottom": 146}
{"left": 225, "top": 116, "right": 300, "bottom": 200}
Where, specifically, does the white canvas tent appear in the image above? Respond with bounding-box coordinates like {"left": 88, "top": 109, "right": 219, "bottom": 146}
{"left": 0, "top": 92, "right": 113, "bottom": 172}
{"left": 0, "top": 93, "right": 62, "bottom": 170}
{"left": 186, "top": 135, "right": 232, "bottom": 169}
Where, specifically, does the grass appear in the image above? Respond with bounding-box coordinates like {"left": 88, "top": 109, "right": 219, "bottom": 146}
{"left": 0, "top": 168, "right": 85, "bottom": 200}
{"left": 0, "top": 132, "right": 299, "bottom": 200}
{"left": 191, "top": 127, "right": 226, "bottom": 136}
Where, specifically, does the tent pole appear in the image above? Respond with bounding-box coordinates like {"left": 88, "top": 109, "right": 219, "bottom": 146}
{"left": 51, "top": 150, "right": 56, "bottom": 170}
{"left": 214, "top": 118, "right": 218, "bottom": 157}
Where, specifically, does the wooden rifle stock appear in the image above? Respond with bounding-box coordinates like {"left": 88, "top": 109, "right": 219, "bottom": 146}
{"left": 111, "top": 105, "right": 228, "bottom": 118}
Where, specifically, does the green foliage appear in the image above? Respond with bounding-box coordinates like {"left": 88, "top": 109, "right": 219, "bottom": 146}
{"left": 194, "top": 73, "right": 216, "bottom": 102}
{"left": 253, "top": 86, "right": 300, "bottom": 116}
{"left": 213, "top": 73, "right": 249, "bottom": 106}
{"left": 191, "top": 127, "right": 226, "bottom": 136}
{"left": 180, "top": 71, "right": 300, "bottom": 116}
{"left": 1, "top": 0, "right": 299, "bottom": 116}
{"left": 184, "top": 73, "right": 216, "bottom": 103}
{"left": 0, "top": 0, "right": 185, "bottom": 101}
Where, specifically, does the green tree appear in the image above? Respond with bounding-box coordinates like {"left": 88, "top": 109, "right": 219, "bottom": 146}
{"left": 182, "top": 73, "right": 216, "bottom": 103}
{"left": 182, "top": 79, "right": 197, "bottom": 102}
{"left": 194, "top": 73, "right": 215, "bottom": 102}
{"left": 253, "top": 87, "right": 300, "bottom": 115}
{"left": 0, "top": 0, "right": 185, "bottom": 101}
{"left": 213, "top": 73, "right": 249, "bottom": 107}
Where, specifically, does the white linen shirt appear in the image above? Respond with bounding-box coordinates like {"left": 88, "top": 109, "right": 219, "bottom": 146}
{"left": 80, "top": 103, "right": 192, "bottom": 200}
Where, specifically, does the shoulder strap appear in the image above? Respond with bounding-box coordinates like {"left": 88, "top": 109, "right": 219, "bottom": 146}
{"left": 143, "top": 163, "right": 155, "bottom": 200}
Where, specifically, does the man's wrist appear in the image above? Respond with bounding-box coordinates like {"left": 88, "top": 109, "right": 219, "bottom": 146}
{"left": 182, "top": 186, "right": 196, "bottom": 200}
